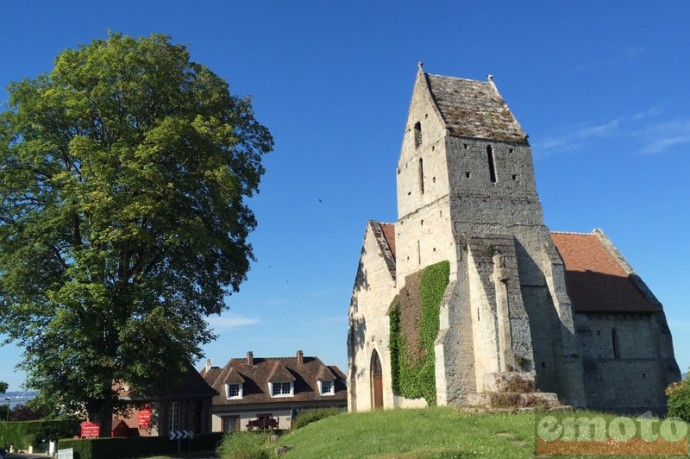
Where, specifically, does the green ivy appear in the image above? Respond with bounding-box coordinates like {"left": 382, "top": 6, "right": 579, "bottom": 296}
{"left": 389, "top": 260, "right": 450, "bottom": 405}
{"left": 389, "top": 296, "right": 401, "bottom": 395}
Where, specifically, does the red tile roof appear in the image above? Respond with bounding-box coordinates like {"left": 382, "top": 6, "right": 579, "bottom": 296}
{"left": 369, "top": 222, "right": 657, "bottom": 314}
{"left": 380, "top": 223, "right": 396, "bottom": 258}
{"left": 551, "top": 232, "right": 659, "bottom": 313}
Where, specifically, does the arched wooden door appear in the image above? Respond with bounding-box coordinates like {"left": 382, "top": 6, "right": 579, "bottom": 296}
{"left": 370, "top": 350, "right": 383, "bottom": 409}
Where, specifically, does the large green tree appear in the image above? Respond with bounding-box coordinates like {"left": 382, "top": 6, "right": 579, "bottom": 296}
{"left": 0, "top": 33, "right": 272, "bottom": 430}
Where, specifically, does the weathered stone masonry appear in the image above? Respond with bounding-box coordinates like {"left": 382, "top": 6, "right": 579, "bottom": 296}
{"left": 347, "top": 64, "right": 680, "bottom": 414}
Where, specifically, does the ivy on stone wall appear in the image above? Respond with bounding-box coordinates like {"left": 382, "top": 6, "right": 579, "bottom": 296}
{"left": 389, "top": 260, "right": 450, "bottom": 405}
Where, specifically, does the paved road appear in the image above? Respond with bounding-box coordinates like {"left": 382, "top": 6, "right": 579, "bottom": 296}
{"left": 7, "top": 453, "right": 48, "bottom": 459}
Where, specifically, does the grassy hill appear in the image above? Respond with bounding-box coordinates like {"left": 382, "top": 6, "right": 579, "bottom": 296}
{"left": 256, "top": 407, "right": 537, "bottom": 458}
{"left": 215, "top": 407, "right": 690, "bottom": 459}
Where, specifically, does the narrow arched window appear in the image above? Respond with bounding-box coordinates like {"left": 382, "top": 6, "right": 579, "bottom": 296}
{"left": 487, "top": 145, "right": 497, "bottom": 182}
{"left": 612, "top": 328, "right": 620, "bottom": 359}
{"left": 414, "top": 122, "right": 422, "bottom": 148}
{"left": 418, "top": 158, "right": 425, "bottom": 194}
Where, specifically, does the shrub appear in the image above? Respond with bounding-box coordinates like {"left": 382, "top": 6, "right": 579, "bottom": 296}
{"left": 57, "top": 433, "right": 223, "bottom": 459}
{"left": 0, "top": 419, "right": 79, "bottom": 450}
{"left": 292, "top": 407, "right": 340, "bottom": 430}
{"left": 216, "top": 432, "right": 270, "bottom": 459}
{"left": 666, "top": 373, "right": 690, "bottom": 422}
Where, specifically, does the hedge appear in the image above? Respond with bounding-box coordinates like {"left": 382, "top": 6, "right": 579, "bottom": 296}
{"left": 0, "top": 419, "right": 80, "bottom": 449}
{"left": 292, "top": 407, "right": 341, "bottom": 429}
{"left": 57, "top": 432, "right": 224, "bottom": 459}
{"left": 666, "top": 374, "right": 690, "bottom": 422}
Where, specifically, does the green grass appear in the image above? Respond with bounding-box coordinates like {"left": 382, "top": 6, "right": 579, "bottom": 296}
{"left": 138, "top": 408, "right": 690, "bottom": 459}
{"left": 138, "top": 452, "right": 218, "bottom": 459}
{"left": 272, "top": 406, "right": 536, "bottom": 458}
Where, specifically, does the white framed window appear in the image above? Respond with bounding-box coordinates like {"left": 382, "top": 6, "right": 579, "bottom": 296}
{"left": 225, "top": 383, "right": 243, "bottom": 399}
{"left": 270, "top": 381, "right": 293, "bottom": 397}
{"left": 169, "top": 401, "right": 180, "bottom": 432}
{"left": 319, "top": 380, "right": 334, "bottom": 396}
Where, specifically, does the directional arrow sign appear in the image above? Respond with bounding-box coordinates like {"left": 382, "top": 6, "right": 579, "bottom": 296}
{"left": 169, "top": 430, "right": 192, "bottom": 440}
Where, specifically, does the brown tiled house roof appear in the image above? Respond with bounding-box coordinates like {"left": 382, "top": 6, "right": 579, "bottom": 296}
{"left": 201, "top": 351, "right": 347, "bottom": 406}
{"left": 551, "top": 231, "right": 659, "bottom": 313}
{"left": 223, "top": 368, "right": 245, "bottom": 384}
{"left": 425, "top": 73, "right": 528, "bottom": 144}
{"left": 267, "top": 361, "right": 295, "bottom": 383}
{"left": 118, "top": 363, "right": 218, "bottom": 400}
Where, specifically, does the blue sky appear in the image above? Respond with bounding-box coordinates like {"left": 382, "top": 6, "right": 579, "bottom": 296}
{"left": 1, "top": 1, "right": 689, "bottom": 391}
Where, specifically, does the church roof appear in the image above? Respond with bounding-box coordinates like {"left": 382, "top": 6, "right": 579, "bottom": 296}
{"left": 374, "top": 223, "right": 659, "bottom": 314}
{"left": 551, "top": 231, "right": 660, "bottom": 313}
{"left": 425, "top": 73, "right": 528, "bottom": 144}
{"left": 380, "top": 223, "right": 396, "bottom": 258}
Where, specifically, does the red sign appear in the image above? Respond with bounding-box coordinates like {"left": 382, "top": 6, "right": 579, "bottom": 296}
{"left": 80, "top": 421, "right": 101, "bottom": 438}
{"left": 138, "top": 404, "right": 152, "bottom": 428}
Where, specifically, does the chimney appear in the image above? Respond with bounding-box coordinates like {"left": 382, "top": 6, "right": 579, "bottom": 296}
{"left": 296, "top": 350, "right": 304, "bottom": 365}
{"left": 205, "top": 358, "right": 212, "bottom": 372}
{"left": 247, "top": 351, "right": 254, "bottom": 365}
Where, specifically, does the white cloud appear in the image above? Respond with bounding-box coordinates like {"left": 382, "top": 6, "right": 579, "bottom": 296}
{"left": 574, "top": 46, "right": 644, "bottom": 73}
{"left": 637, "top": 120, "right": 690, "bottom": 155}
{"left": 207, "top": 313, "right": 259, "bottom": 329}
{"left": 535, "top": 107, "right": 690, "bottom": 157}
{"left": 267, "top": 298, "right": 289, "bottom": 305}
{"left": 316, "top": 316, "right": 348, "bottom": 324}
{"left": 535, "top": 118, "right": 623, "bottom": 154}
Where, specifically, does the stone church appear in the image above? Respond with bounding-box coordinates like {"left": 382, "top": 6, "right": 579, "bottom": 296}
{"left": 347, "top": 65, "right": 680, "bottom": 414}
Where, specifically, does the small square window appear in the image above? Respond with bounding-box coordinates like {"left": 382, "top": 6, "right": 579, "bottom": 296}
{"left": 227, "top": 384, "right": 240, "bottom": 398}
{"left": 320, "top": 380, "right": 334, "bottom": 395}
{"left": 272, "top": 382, "right": 292, "bottom": 396}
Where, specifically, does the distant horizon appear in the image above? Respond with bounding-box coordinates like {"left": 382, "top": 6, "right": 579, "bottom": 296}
{"left": 2, "top": 390, "right": 36, "bottom": 409}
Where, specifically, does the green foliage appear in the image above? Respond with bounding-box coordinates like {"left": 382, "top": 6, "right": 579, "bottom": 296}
{"left": 0, "top": 419, "right": 79, "bottom": 449}
{"left": 58, "top": 433, "right": 223, "bottom": 459}
{"left": 388, "top": 296, "right": 401, "bottom": 395}
{"left": 389, "top": 261, "right": 450, "bottom": 405}
{"left": 291, "top": 407, "right": 340, "bottom": 430}
{"left": 0, "top": 32, "right": 272, "bottom": 424}
{"left": 0, "top": 382, "right": 7, "bottom": 394}
{"left": 216, "top": 432, "right": 270, "bottom": 459}
{"left": 666, "top": 373, "right": 690, "bottom": 422}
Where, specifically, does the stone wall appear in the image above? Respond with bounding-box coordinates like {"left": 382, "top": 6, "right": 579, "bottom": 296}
{"left": 347, "top": 222, "right": 397, "bottom": 411}
{"left": 576, "top": 312, "right": 679, "bottom": 413}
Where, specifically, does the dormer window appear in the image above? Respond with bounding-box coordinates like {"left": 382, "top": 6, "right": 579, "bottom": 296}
{"left": 318, "top": 380, "right": 335, "bottom": 396}
{"left": 225, "top": 383, "right": 243, "bottom": 399}
{"left": 270, "top": 381, "right": 293, "bottom": 397}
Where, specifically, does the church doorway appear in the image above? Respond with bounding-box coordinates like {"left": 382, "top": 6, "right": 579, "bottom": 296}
{"left": 370, "top": 350, "right": 383, "bottom": 409}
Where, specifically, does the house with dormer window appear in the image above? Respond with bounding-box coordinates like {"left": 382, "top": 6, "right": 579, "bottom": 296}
{"left": 201, "top": 351, "right": 347, "bottom": 432}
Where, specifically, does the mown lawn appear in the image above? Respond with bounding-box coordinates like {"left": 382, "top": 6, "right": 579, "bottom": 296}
{"left": 271, "top": 407, "right": 536, "bottom": 458}
{"left": 212, "top": 407, "right": 688, "bottom": 459}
